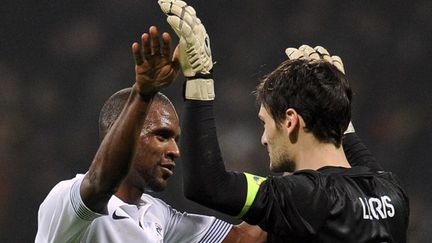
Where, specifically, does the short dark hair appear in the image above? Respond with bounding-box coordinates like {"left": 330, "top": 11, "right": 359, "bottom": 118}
{"left": 98, "top": 88, "right": 173, "bottom": 141}
{"left": 255, "top": 59, "right": 352, "bottom": 146}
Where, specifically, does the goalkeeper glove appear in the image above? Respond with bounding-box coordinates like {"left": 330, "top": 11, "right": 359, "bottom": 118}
{"left": 159, "top": 0, "right": 215, "bottom": 100}
{"left": 285, "top": 44, "right": 345, "bottom": 74}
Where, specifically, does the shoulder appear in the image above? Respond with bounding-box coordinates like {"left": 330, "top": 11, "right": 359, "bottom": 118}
{"left": 36, "top": 174, "right": 99, "bottom": 242}
{"left": 244, "top": 172, "right": 331, "bottom": 235}
{"left": 42, "top": 174, "right": 85, "bottom": 202}
{"left": 259, "top": 171, "right": 330, "bottom": 212}
{"left": 263, "top": 170, "right": 324, "bottom": 195}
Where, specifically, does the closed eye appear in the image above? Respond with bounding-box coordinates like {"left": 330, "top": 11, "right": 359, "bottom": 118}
{"left": 258, "top": 117, "right": 265, "bottom": 126}
{"left": 155, "top": 128, "right": 178, "bottom": 142}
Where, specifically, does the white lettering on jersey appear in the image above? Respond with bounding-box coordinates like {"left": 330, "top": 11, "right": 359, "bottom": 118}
{"left": 359, "top": 196, "right": 395, "bottom": 220}
{"left": 381, "top": 195, "right": 395, "bottom": 217}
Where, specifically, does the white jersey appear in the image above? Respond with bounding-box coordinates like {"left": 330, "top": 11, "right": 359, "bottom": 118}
{"left": 35, "top": 174, "right": 232, "bottom": 243}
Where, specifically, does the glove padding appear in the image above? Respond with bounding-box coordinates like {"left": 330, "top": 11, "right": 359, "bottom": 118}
{"left": 285, "top": 45, "right": 345, "bottom": 74}
{"left": 158, "top": 0, "right": 213, "bottom": 78}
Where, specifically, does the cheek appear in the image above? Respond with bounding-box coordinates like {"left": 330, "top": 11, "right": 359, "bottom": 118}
{"left": 134, "top": 139, "right": 159, "bottom": 167}
{"left": 265, "top": 128, "right": 276, "bottom": 145}
{"left": 268, "top": 132, "right": 284, "bottom": 153}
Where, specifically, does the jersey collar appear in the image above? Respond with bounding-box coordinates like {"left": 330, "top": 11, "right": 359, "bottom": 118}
{"left": 108, "top": 194, "right": 153, "bottom": 222}
{"left": 317, "top": 166, "right": 373, "bottom": 175}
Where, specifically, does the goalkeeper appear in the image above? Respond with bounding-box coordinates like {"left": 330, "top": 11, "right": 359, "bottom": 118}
{"left": 159, "top": 0, "right": 409, "bottom": 242}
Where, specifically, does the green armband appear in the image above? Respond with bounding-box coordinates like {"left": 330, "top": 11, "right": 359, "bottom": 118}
{"left": 237, "top": 172, "right": 267, "bottom": 218}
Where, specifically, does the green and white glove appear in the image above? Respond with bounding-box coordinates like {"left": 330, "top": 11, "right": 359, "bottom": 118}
{"left": 285, "top": 44, "right": 345, "bottom": 74}
{"left": 159, "top": 0, "right": 215, "bottom": 100}
{"left": 285, "top": 44, "right": 354, "bottom": 134}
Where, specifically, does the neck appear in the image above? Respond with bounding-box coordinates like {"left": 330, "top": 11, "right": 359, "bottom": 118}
{"left": 115, "top": 181, "right": 143, "bottom": 206}
{"left": 294, "top": 135, "right": 350, "bottom": 171}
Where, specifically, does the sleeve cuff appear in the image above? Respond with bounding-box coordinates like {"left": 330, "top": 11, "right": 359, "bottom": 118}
{"left": 198, "top": 219, "right": 232, "bottom": 243}
{"left": 185, "top": 78, "right": 215, "bottom": 100}
{"left": 70, "top": 177, "right": 104, "bottom": 221}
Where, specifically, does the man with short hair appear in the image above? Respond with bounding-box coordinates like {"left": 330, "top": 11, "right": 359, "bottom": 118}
{"left": 36, "top": 26, "right": 265, "bottom": 243}
{"left": 159, "top": 0, "right": 409, "bottom": 242}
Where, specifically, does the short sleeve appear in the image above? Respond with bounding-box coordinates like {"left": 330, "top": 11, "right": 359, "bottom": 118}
{"left": 242, "top": 172, "right": 330, "bottom": 239}
{"left": 162, "top": 203, "right": 232, "bottom": 243}
{"left": 35, "top": 175, "right": 103, "bottom": 243}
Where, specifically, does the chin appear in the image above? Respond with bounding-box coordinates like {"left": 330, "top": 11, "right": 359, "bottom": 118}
{"left": 270, "top": 164, "right": 284, "bottom": 173}
{"left": 144, "top": 178, "right": 168, "bottom": 192}
{"left": 270, "top": 158, "right": 295, "bottom": 173}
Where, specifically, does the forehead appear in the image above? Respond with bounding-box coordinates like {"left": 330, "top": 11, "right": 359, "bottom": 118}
{"left": 258, "top": 104, "right": 271, "bottom": 119}
{"left": 144, "top": 103, "right": 180, "bottom": 132}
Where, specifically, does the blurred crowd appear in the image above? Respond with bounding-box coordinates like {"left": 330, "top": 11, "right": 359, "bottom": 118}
{"left": 1, "top": 0, "right": 431, "bottom": 241}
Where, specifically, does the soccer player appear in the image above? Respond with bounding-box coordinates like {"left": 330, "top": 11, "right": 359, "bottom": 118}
{"left": 35, "top": 26, "right": 265, "bottom": 243}
{"left": 159, "top": 0, "right": 410, "bottom": 242}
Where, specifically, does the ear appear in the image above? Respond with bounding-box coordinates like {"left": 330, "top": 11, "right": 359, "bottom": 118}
{"left": 284, "top": 108, "right": 300, "bottom": 133}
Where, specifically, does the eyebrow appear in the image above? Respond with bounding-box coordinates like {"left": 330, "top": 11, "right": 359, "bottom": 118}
{"left": 154, "top": 127, "right": 180, "bottom": 140}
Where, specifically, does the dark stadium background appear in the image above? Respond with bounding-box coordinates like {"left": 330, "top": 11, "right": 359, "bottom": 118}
{"left": 1, "top": 0, "right": 431, "bottom": 241}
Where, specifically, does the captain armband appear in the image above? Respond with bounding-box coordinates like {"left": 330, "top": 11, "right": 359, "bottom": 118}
{"left": 237, "top": 173, "right": 267, "bottom": 218}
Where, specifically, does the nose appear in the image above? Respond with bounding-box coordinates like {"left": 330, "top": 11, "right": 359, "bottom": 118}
{"left": 261, "top": 131, "right": 268, "bottom": 147}
{"left": 167, "top": 140, "right": 180, "bottom": 160}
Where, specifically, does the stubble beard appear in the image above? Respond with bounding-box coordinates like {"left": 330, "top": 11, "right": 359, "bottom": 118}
{"left": 141, "top": 164, "right": 167, "bottom": 192}
{"left": 270, "top": 151, "right": 296, "bottom": 173}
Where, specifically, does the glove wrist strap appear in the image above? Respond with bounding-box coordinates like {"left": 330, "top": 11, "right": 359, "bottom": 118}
{"left": 184, "top": 78, "right": 215, "bottom": 101}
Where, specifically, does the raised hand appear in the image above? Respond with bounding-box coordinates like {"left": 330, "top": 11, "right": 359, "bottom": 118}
{"left": 132, "top": 26, "right": 180, "bottom": 96}
{"left": 159, "top": 0, "right": 213, "bottom": 78}
{"left": 158, "top": 0, "right": 215, "bottom": 101}
{"left": 285, "top": 45, "right": 345, "bottom": 74}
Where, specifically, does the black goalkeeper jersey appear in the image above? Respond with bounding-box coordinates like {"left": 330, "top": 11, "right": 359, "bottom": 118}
{"left": 242, "top": 166, "right": 409, "bottom": 243}
{"left": 181, "top": 100, "right": 410, "bottom": 243}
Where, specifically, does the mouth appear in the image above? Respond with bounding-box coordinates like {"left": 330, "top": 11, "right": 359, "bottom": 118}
{"left": 160, "top": 162, "right": 176, "bottom": 176}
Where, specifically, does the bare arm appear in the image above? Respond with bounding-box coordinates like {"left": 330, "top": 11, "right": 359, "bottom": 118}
{"left": 224, "top": 222, "right": 267, "bottom": 243}
{"left": 80, "top": 26, "right": 179, "bottom": 213}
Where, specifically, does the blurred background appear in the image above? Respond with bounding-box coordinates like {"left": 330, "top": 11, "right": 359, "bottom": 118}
{"left": 1, "top": 0, "right": 431, "bottom": 241}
